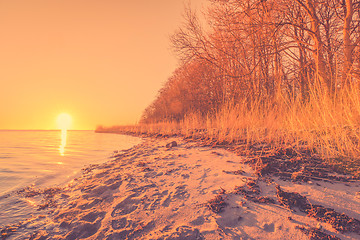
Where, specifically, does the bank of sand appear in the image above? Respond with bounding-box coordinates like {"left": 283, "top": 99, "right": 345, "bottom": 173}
{"left": 8, "top": 137, "right": 360, "bottom": 239}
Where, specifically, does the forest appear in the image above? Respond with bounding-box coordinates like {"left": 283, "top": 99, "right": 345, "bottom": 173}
{"left": 99, "top": 0, "right": 360, "bottom": 172}
{"left": 142, "top": 0, "right": 360, "bottom": 122}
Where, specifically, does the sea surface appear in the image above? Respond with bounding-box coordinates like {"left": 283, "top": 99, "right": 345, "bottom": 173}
{"left": 0, "top": 130, "right": 141, "bottom": 227}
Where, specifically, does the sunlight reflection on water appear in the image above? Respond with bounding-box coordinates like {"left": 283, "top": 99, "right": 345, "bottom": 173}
{"left": 59, "top": 129, "right": 67, "bottom": 156}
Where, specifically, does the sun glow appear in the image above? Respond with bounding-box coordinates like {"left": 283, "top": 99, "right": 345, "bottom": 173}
{"left": 56, "top": 113, "right": 72, "bottom": 130}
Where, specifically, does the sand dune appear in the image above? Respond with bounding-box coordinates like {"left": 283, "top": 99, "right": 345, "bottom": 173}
{"left": 6, "top": 138, "right": 360, "bottom": 239}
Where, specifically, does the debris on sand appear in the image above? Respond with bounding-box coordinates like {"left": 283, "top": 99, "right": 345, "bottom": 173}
{"left": 275, "top": 184, "right": 309, "bottom": 211}
{"left": 233, "top": 179, "right": 275, "bottom": 204}
{"left": 307, "top": 205, "right": 360, "bottom": 233}
{"left": 1, "top": 225, "right": 18, "bottom": 240}
{"left": 207, "top": 194, "right": 228, "bottom": 213}
{"left": 235, "top": 144, "right": 360, "bottom": 183}
{"left": 141, "top": 167, "right": 153, "bottom": 172}
{"left": 211, "top": 151, "right": 223, "bottom": 156}
{"left": 276, "top": 185, "right": 360, "bottom": 234}
{"left": 296, "top": 226, "right": 340, "bottom": 240}
{"left": 223, "top": 169, "right": 245, "bottom": 175}
{"left": 17, "top": 186, "right": 62, "bottom": 199}
{"left": 166, "top": 141, "right": 177, "bottom": 148}
{"left": 137, "top": 161, "right": 147, "bottom": 167}
{"left": 16, "top": 186, "right": 63, "bottom": 210}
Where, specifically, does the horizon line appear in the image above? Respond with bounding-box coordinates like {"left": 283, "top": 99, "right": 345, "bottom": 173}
{"left": 0, "top": 129, "right": 94, "bottom": 131}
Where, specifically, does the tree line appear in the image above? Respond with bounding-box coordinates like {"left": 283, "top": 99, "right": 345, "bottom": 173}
{"left": 141, "top": 0, "right": 360, "bottom": 123}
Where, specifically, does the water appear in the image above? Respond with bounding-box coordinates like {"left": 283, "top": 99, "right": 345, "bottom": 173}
{"left": 0, "top": 130, "right": 141, "bottom": 227}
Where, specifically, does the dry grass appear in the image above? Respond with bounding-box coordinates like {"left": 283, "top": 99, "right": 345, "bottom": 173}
{"left": 97, "top": 85, "right": 360, "bottom": 175}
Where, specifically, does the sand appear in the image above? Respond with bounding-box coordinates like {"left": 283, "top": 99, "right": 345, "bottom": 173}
{"left": 5, "top": 137, "right": 360, "bottom": 239}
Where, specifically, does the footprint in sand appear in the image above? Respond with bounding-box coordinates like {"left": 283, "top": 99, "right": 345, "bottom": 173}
{"left": 163, "top": 226, "right": 202, "bottom": 239}
{"left": 111, "top": 194, "right": 139, "bottom": 217}
{"left": 106, "top": 229, "right": 133, "bottom": 240}
{"left": 262, "top": 223, "right": 275, "bottom": 232}
{"left": 64, "top": 220, "right": 101, "bottom": 240}
{"left": 77, "top": 198, "right": 102, "bottom": 210}
{"left": 181, "top": 173, "right": 190, "bottom": 179}
{"left": 130, "top": 183, "right": 157, "bottom": 195}
{"left": 162, "top": 193, "right": 172, "bottom": 207}
{"left": 108, "top": 220, "right": 155, "bottom": 240}
{"left": 80, "top": 211, "right": 106, "bottom": 223}
{"left": 149, "top": 190, "right": 169, "bottom": 210}
{"left": 173, "top": 185, "right": 190, "bottom": 199}
{"left": 104, "top": 175, "right": 122, "bottom": 186}
{"left": 190, "top": 216, "right": 205, "bottom": 226}
{"left": 93, "top": 170, "right": 111, "bottom": 178}
{"left": 111, "top": 217, "right": 127, "bottom": 229}
{"left": 82, "top": 184, "right": 111, "bottom": 198}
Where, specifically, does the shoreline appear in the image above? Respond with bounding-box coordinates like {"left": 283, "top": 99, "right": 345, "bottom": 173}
{"left": 2, "top": 136, "right": 360, "bottom": 239}
{"left": 0, "top": 131, "right": 141, "bottom": 234}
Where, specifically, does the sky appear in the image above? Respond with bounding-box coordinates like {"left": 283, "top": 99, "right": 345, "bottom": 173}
{"left": 0, "top": 0, "right": 207, "bottom": 130}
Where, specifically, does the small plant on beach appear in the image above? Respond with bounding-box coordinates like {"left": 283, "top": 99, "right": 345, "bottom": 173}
{"left": 207, "top": 194, "right": 227, "bottom": 213}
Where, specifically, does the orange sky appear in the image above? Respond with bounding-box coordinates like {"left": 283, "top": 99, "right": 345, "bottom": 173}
{"left": 0, "top": 0, "right": 206, "bottom": 130}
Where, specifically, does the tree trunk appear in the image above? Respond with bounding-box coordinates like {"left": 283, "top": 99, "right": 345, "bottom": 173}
{"left": 343, "top": 0, "right": 354, "bottom": 86}
{"left": 305, "top": 0, "right": 329, "bottom": 91}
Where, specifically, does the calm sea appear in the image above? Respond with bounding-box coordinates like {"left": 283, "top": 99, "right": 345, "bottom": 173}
{"left": 0, "top": 130, "right": 141, "bottom": 227}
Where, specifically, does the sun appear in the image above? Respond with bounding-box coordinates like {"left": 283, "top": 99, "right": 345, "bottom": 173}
{"left": 56, "top": 113, "right": 72, "bottom": 130}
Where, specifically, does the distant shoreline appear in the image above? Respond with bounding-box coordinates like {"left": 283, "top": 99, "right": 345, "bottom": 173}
{"left": 0, "top": 129, "right": 94, "bottom": 131}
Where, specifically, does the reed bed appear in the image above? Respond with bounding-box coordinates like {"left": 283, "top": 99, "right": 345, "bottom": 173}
{"left": 97, "top": 86, "right": 360, "bottom": 175}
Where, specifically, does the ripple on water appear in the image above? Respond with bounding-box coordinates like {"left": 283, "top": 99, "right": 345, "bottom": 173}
{"left": 0, "top": 130, "right": 141, "bottom": 227}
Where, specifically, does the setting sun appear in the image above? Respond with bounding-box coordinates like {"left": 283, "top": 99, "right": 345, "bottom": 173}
{"left": 56, "top": 113, "right": 72, "bottom": 130}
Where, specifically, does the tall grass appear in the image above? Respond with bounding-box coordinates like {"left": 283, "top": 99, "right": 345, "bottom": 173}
{"left": 98, "top": 84, "right": 360, "bottom": 175}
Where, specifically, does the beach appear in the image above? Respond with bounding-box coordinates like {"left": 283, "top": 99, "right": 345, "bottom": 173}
{"left": 3, "top": 136, "right": 360, "bottom": 240}
{"left": 3, "top": 0, "right": 360, "bottom": 239}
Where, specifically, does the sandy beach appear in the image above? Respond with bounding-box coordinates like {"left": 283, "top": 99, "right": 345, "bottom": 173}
{"left": 3, "top": 0, "right": 360, "bottom": 239}
{"left": 3, "top": 137, "right": 360, "bottom": 240}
